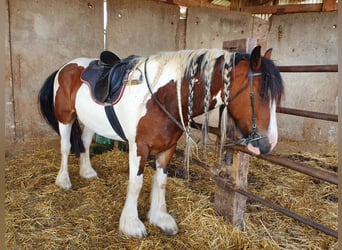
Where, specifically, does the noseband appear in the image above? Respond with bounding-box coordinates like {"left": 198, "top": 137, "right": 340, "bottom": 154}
{"left": 225, "top": 69, "right": 266, "bottom": 146}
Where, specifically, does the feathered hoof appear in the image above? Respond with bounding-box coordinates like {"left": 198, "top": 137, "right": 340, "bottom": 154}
{"left": 55, "top": 173, "right": 72, "bottom": 190}
{"left": 119, "top": 216, "right": 147, "bottom": 238}
{"left": 149, "top": 212, "right": 179, "bottom": 236}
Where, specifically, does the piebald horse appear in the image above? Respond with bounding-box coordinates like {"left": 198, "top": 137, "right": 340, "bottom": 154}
{"left": 39, "top": 46, "right": 283, "bottom": 238}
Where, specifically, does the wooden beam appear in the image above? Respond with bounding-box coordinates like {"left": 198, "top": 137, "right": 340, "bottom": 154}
{"left": 214, "top": 150, "right": 249, "bottom": 228}
{"left": 322, "top": 0, "right": 338, "bottom": 11}
{"left": 159, "top": 0, "right": 230, "bottom": 10}
{"left": 241, "top": 3, "right": 337, "bottom": 14}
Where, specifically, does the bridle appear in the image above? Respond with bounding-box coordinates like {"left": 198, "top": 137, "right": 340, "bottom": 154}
{"left": 224, "top": 68, "right": 266, "bottom": 147}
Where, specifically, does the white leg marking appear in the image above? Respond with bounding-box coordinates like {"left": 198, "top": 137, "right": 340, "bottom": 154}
{"left": 56, "top": 122, "right": 72, "bottom": 189}
{"left": 148, "top": 167, "right": 178, "bottom": 236}
{"left": 79, "top": 126, "right": 97, "bottom": 179}
{"left": 268, "top": 100, "right": 278, "bottom": 151}
{"left": 119, "top": 144, "right": 147, "bottom": 238}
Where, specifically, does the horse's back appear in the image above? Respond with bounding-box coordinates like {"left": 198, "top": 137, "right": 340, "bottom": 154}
{"left": 66, "top": 57, "right": 96, "bottom": 68}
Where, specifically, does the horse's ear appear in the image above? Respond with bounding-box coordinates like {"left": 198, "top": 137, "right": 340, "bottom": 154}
{"left": 264, "top": 48, "right": 273, "bottom": 59}
{"left": 250, "top": 45, "right": 262, "bottom": 71}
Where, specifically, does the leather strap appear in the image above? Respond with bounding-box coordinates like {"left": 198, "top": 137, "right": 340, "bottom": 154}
{"left": 104, "top": 105, "right": 127, "bottom": 141}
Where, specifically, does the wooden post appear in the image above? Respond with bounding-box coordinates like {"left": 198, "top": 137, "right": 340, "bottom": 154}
{"left": 214, "top": 150, "right": 249, "bottom": 228}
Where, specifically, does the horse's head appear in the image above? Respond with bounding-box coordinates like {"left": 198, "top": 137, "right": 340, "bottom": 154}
{"left": 227, "top": 46, "right": 283, "bottom": 155}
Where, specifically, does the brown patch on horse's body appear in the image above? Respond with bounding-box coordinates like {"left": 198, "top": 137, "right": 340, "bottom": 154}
{"left": 55, "top": 63, "right": 85, "bottom": 124}
{"left": 135, "top": 80, "right": 183, "bottom": 174}
{"left": 135, "top": 62, "right": 226, "bottom": 174}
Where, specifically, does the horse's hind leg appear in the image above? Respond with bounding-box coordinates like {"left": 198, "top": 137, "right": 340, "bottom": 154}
{"left": 148, "top": 146, "right": 178, "bottom": 236}
{"left": 79, "top": 126, "right": 97, "bottom": 179}
{"left": 56, "top": 122, "right": 73, "bottom": 189}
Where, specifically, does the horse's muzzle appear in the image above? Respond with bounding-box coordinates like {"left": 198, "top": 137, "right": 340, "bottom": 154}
{"left": 247, "top": 136, "right": 272, "bottom": 155}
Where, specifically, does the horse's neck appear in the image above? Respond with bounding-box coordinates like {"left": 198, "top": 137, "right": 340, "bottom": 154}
{"left": 181, "top": 79, "right": 222, "bottom": 120}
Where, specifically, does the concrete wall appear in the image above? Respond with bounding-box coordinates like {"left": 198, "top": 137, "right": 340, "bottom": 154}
{"left": 5, "top": 0, "right": 103, "bottom": 140}
{"left": 267, "top": 12, "right": 338, "bottom": 143}
{"left": 106, "top": 0, "right": 179, "bottom": 57}
{"left": 186, "top": 8, "right": 269, "bottom": 51}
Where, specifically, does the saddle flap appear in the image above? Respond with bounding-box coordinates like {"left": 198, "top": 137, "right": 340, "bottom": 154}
{"left": 81, "top": 60, "right": 111, "bottom": 102}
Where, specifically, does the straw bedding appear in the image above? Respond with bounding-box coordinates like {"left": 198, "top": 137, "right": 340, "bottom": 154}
{"left": 5, "top": 139, "right": 337, "bottom": 249}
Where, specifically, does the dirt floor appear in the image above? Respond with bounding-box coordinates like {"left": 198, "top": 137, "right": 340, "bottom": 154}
{"left": 5, "top": 138, "right": 338, "bottom": 249}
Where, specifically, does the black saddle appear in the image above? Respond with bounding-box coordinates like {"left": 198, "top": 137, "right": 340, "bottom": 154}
{"left": 81, "top": 51, "right": 121, "bottom": 103}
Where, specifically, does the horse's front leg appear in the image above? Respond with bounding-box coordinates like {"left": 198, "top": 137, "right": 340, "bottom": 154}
{"left": 148, "top": 146, "right": 178, "bottom": 236}
{"left": 119, "top": 143, "right": 147, "bottom": 238}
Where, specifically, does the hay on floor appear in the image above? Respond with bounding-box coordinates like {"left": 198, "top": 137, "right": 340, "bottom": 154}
{"left": 5, "top": 139, "right": 337, "bottom": 249}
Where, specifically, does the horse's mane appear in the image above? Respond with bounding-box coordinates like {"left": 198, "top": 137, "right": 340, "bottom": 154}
{"left": 149, "top": 49, "right": 232, "bottom": 87}
{"left": 143, "top": 49, "right": 283, "bottom": 104}
{"left": 260, "top": 57, "right": 284, "bottom": 102}
{"left": 234, "top": 53, "right": 284, "bottom": 103}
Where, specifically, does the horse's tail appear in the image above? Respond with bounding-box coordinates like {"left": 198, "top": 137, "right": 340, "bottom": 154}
{"left": 38, "top": 69, "right": 85, "bottom": 157}
{"left": 38, "top": 70, "right": 59, "bottom": 134}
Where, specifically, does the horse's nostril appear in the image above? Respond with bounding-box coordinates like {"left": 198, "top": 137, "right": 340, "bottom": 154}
{"left": 251, "top": 137, "right": 271, "bottom": 155}
{"left": 260, "top": 143, "right": 271, "bottom": 154}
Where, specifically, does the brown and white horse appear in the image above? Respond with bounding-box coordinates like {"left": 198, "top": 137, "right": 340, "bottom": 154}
{"left": 38, "top": 46, "right": 283, "bottom": 238}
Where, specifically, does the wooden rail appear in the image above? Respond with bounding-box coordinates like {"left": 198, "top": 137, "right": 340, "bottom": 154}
{"left": 277, "top": 64, "right": 338, "bottom": 122}
{"left": 232, "top": 145, "right": 338, "bottom": 185}
{"left": 278, "top": 64, "right": 338, "bottom": 72}
{"left": 214, "top": 176, "right": 338, "bottom": 238}
{"left": 276, "top": 107, "right": 338, "bottom": 122}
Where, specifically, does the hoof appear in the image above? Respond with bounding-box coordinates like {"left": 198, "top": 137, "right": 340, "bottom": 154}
{"left": 119, "top": 217, "right": 147, "bottom": 238}
{"left": 162, "top": 227, "right": 178, "bottom": 236}
{"left": 149, "top": 212, "right": 178, "bottom": 236}
{"left": 80, "top": 167, "right": 98, "bottom": 179}
{"left": 55, "top": 176, "right": 72, "bottom": 190}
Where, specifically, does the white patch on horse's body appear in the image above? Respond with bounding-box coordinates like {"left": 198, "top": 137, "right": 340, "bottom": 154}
{"left": 268, "top": 100, "right": 278, "bottom": 150}
{"left": 245, "top": 99, "right": 279, "bottom": 155}
{"left": 75, "top": 85, "right": 124, "bottom": 140}
{"left": 213, "top": 90, "right": 224, "bottom": 108}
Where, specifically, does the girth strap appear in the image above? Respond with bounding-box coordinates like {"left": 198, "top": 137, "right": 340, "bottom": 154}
{"left": 104, "top": 105, "right": 127, "bottom": 141}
